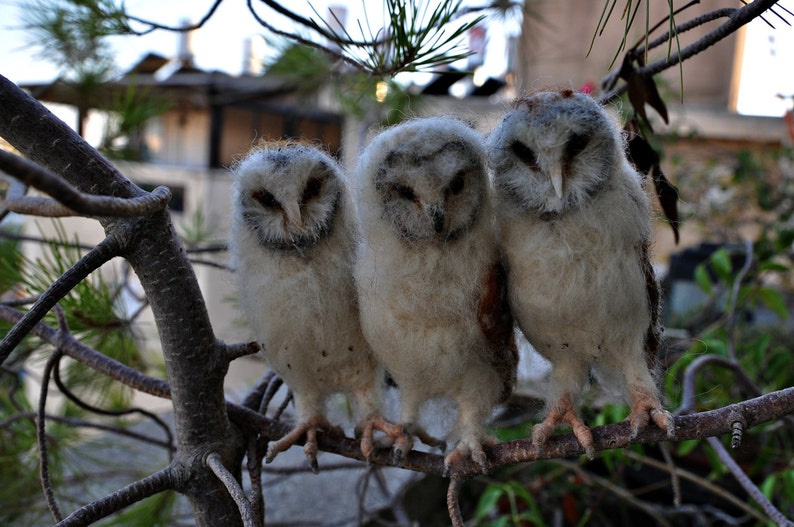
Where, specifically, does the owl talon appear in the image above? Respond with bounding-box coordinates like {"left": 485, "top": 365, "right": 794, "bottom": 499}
{"left": 357, "top": 414, "right": 403, "bottom": 461}
{"left": 533, "top": 396, "right": 595, "bottom": 459}
{"left": 628, "top": 387, "right": 675, "bottom": 440}
{"left": 443, "top": 440, "right": 490, "bottom": 476}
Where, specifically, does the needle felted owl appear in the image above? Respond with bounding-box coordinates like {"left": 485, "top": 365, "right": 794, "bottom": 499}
{"left": 355, "top": 116, "right": 518, "bottom": 474}
{"left": 229, "top": 142, "right": 398, "bottom": 472}
{"left": 486, "top": 89, "right": 674, "bottom": 457}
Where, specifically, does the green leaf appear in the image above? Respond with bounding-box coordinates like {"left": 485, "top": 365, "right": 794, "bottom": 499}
{"left": 694, "top": 263, "right": 713, "bottom": 294}
{"left": 475, "top": 484, "right": 505, "bottom": 522}
{"left": 709, "top": 248, "right": 733, "bottom": 283}
{"left": 758, "top": 286, "right": 789, "bottom": 319}
{"left": 676, "top": 439, "right": 699, "bottom": 456}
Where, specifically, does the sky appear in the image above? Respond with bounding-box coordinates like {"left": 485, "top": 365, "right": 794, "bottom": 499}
{"left": 0, "top": 0, "right": 791, "bottom": 118}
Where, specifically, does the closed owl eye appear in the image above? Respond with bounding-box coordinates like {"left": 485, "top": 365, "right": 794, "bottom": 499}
{"left": 392, "top": 184, "right": 416, "bottom": 201}
{"left": 302, "top": 177, "right": 323, "bottom": 203}
{"left": 448, "top": 172, "right": 465, "bottom": 196}
{"left": 510, "top": 140, "right": 540, "bottom": 171}
{"left": 252, "top": 189, "right": 278, "bottom": 208}
{"left": 565, "top": 132, "right": 589, "bottom": 161}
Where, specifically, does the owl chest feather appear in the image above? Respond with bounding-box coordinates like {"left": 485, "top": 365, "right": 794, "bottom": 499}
{"left": 501, "top": 182, "right": 652, "bottom": 360}
{"left": 356, "top": 225, "right": 498, "bottom": 394}
{"left": 235, "top": 226, "right": 372, "bottom": 392}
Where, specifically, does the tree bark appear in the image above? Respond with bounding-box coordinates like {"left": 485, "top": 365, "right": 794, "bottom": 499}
{"left": 0, "top": 74, "right": 244, "bottom": 526}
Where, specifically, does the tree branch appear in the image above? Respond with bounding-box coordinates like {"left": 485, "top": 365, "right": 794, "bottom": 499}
{"left": 0, "top": 149, "right": 171, "bottom": 217}
{"left": 0, "top": 232, "right": 124, "bottom": 364}
{"left": 206, "top": 452, "right": 260, "bottom": 527}
{"left": 53, "top": 466, "right": 178, "bottom": 527}
{"left": 706, "top": 436, "right": 794, "bottom": 527}
{"left": 600, "top": 0, "right": 781, "bottom": 103}
{"left": 38, "top": 347, "right": 65, "bottom": 523}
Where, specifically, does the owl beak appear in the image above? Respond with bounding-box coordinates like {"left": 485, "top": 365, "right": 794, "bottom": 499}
{"left": 282, "top": 200, "right": 302, "bottom": 229}
{"left": 549, "top": 168, "right": 564, "bottom": 200}
{"left": 427, "top": 202, "right": 445, "bottom": 234}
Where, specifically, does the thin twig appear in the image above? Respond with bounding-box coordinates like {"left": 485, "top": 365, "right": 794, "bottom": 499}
{"left": 658, "top": 443, "right": 681, "bottom": 507}
{"left": 206, "top": 452, "right": 260, "bottom": 527}
{"left": 38, "top": 348, "right": 65, "bottom": 523}
{"left": 0, "top": 233, "right": 124, "bottom": 364}
{"left": 706, "top": 436, "right": 794, "bottom": 527}
{"left": 621, "top": 449, "right": 769, "bottom": 524}
{"left": 0, "top": 149, "right": 171, "bottom": 217}
{"left": 52, "top": 354, "right": 175, "bottom": 453}
{"left": 246, "top": 435, "right": 265, "bottom": 522}
{"left": 54, "top": 466, "right": 177, "bottom": 527}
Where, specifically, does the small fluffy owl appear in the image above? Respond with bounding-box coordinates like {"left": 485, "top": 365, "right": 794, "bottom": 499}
{"left": 355, "top": 117, "right": 518, "bottom": 474}
{"left": 229, "top": 143, "right": 397, "bottom": 471}
{"left": 487, "top": 89, "right": 674, "bottom": 457}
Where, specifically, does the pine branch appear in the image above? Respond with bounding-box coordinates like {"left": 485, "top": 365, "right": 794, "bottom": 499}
{"left": 0, "top": 233, "right": 124, "bottom": 363}
{"left": 206, "top": 452, "right": 260, "bottom": 527}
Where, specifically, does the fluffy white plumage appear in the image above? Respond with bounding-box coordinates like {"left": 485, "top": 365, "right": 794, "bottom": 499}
{"left": 229, "top": 143, "right": 393, "bottom": 471}
{"left": 487, "top": 90, "right": 674, "bottom": 456}
{"left": 355, "top": 116, "right": 518, "bottom": 473}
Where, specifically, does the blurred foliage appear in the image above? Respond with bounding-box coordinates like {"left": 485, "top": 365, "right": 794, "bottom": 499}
{"left": 100, "top": 81, "right": 171, "bottom": 162}
{"left": 0, "top": 220, "right": 174, "bottom": 524}
{"left": 266, "top": 40, "right": 420, "bottom": 127}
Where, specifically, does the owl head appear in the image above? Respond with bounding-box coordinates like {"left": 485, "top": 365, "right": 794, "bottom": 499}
{"left": 487, "top": 89, "right": 626, "bottom": 218}
{"left": 232, "top": 143, "right": 344, "bottom": 251}
{"left": 357, "top": 116, "right": 488, "bottom": 245}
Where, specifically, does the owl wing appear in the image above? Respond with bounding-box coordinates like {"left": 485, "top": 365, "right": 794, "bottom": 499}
{"left": 477, "top": 260, "right": 519, "bottom": 403}
{"left": 640, "top": 239, "right": 663, "bottom": 370}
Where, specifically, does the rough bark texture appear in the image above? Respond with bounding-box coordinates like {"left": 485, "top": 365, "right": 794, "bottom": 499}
{"left": 0, "top": 74, "right": 244, "bottom": 526}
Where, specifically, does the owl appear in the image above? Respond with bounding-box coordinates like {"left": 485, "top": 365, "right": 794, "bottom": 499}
{"left": 487, "top": 89, "right": 674, "bottom": 457}
{"left": 354, "top": 116, "right": 518, "bottom": 474}
{"left": 229, "top": 143, "right": 399, "bottom": 472}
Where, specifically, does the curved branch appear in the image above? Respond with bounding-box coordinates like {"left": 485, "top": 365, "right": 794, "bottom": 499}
{"left": 0, "top": 233, "right": 124, "bottom": 364}
{"left": 0, "top": 305, "right": 171, "bottom": 398}
{"left": 54, "top": 466, "right": 177, "bottom": 527}
{"left": 447, "top": 476, "right": 465, "bottom": 527}
{"left": 206, "top": 452, "right": 259, "bottom": 527}
{"left": 0, "top": 149, "right": 171, "bottom": 217}
{"left": 38, "top": 348, "right": 65, "bottom": 523}
{"left": 706, "top": 436, "right": 794, "bottom": 527}
{"left": 123, "top": 0, "right": 223, "bottom": 33}
{"left": 600, "top": 0, "right": 781, "bottom": 103}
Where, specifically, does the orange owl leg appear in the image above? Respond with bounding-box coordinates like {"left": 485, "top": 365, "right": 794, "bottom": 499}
{"left": 443, "top": 436, "right": 497, "bottom": 476}
{"left": 531, "top": 394, "right": 595, "bottom": 459}
{"left": 627, "top": 385, "right": 675, "bottom": 439}
{"left": 356, "top": 414, "right": 404, "bottom": 460}
{"left": 266, "top": 415, "right": 342, "bottom": 473}
{"left": 392, "top": 423, "right": 446, "bottom": 463}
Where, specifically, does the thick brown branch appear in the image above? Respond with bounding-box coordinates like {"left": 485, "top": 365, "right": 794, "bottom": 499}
{"left": 0, "top": 149, "right": 171, "bottom": 217}
{"left": 54, "top": 466, "right": 178, "bottom": 527}
{"left": 230, "top": 388, "right": 794, "bottom": 478}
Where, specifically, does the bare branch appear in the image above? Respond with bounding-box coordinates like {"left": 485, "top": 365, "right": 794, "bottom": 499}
{"left": 0, "top": 305, "right": 171, "bottom": 398}
{"left": 53, "top": 466, "right": 177, "bottom": 527}
{"left": 706, "top": 436, "right": 794, "bottom": 527}
{"left": 447, "top": 476, "right": 465, "bottom": 527}
{"left": 0, "top": 149, "right": 171, "bottom": 217}
{"left": 600, "top": 0, "right": 781, "bottom": 103}
{"left": 0, "top": 232, "right": 124, "bottom": 364}
{"left": 206, "top": 452, "right": 259, "bottom": 527}
{"left": 222, "top": 340, "right": 260, "bottom": 362}
{"left": 38, "top": 348, "right": 65, "bottom": 523}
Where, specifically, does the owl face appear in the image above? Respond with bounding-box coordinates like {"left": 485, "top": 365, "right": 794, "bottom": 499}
{"left": 488, "top": 90, "right": 622, "bottom": 218}
{"left": 233, "top": 145, "right": 343, "bottom": 251}
{"left": 365, "top": 118, "right": 487, "bottom": 244}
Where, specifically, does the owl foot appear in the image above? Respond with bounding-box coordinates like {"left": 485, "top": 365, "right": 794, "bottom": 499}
{"left": 355, "top": 414, "right": 404, "bottom": 461}
{"left": 391, "top": 423, "right": 446, "bottom": 464}
{"left": 266, "top": 416, "right": 343, "bottom": 474}
{"left": 443, "top": 437, "right": 496, "bottom": 477}
{"left": 627, "top": 386, "right": 675, "bottom": 439}
{"left": 532, "top": 395, "right": 595, "bottom": 459}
